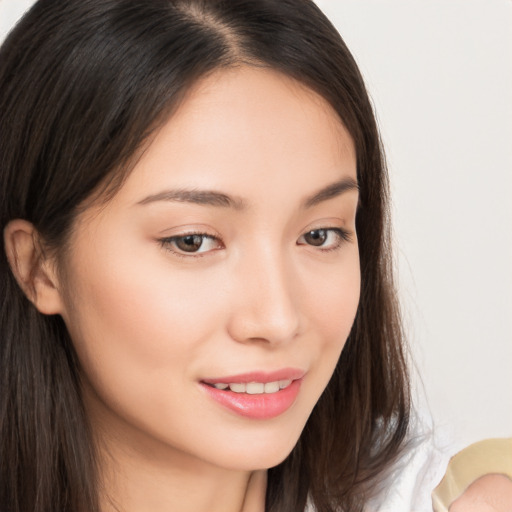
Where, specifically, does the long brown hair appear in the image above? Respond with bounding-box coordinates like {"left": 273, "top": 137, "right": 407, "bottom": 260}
{"left": 0, "top": 1, "right": 409, "bottom": 511}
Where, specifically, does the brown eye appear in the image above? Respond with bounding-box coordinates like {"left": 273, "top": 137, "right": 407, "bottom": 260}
{"left": 297, "top": 228, "right": 351, "bottom": 250}
{"left": 303, "top": 229, "right": 328, "bottom": 246}
{"left": 160, "top": 233, "right": 222, "bottom": 255}
{"left": 174, "top": 234, "right": 205, "bottom": 252}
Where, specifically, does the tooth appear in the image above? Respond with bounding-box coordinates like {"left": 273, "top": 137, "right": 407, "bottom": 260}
{"left": 279, "top": 379, "right": 292, "bottom": 389}
{"left": 246, "top": 382, "right": 265, "bottom": 394}
{"left": 264, "top": 381, "right": 280, "bottom": 394}
{"left": 229, "top": 383, "right": 246, "bottom": 393}
{"left": 213, "top": 383, "right": 228, "bottom": 390}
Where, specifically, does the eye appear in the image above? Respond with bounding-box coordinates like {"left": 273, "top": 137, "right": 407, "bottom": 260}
{"left": 297, "top": 228, "right": 351, "bottom": 250}
{"left": 160, "top": 233, "right": 222, "bottom": 256}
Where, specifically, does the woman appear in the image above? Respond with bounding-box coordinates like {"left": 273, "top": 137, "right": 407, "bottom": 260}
{"left": 0, "top": 1, "right": 412, "bottom": 511}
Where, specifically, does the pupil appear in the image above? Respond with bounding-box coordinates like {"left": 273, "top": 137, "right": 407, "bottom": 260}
{"left": 305, "top": 229, "right": 327, "bottom": 246}
{"left": 177, "top": 235, "right": 203, "bottom": 252}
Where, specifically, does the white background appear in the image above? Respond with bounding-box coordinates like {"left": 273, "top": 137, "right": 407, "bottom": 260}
{"left": 2, "top": 0, "right": 511, "bottom": 453}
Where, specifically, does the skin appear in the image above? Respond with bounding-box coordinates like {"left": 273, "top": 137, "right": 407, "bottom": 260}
{"left": 449, "top": 474, "right": 512, "bottom": 512}
{"left": 5, "top": 67, "right": 360, "bottom": 512}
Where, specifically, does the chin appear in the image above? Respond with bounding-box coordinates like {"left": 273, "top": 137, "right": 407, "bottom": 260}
{"left": 214, "top": 445, "right": 298, "bottom": 472}
{"left": 202, "top": 420, "right": 306, "bottom": 472}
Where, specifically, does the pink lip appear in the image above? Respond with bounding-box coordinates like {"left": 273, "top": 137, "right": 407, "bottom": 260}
{"left": 202, "top": 367, "right": 305, "bottom": 385}
{"left": 200, "top": 368, "right": 305, "bottom": 420}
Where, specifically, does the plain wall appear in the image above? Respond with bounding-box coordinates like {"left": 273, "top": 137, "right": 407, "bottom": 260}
{"left": 2, "top": 0, "right": 511, "bottom": 452}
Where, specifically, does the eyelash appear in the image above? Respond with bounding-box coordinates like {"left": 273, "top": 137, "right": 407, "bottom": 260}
{"left": 159, "top": 227, "right": 352, "bottom": 259}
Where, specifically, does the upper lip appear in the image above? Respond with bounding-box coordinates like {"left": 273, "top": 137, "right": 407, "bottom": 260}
{"left": 201, "top": 368, "right": 305, "bottom": 384}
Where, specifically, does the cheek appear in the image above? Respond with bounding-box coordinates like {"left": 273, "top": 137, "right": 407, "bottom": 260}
{"left": 295, "top": 250, "right": 361, "bottom": 397}
{"left": 60, "top": 234, "right": 225, "bottom": 408}
{"left": 305, "top": 252, "right": 360, "bottom": 342}
{"left": 321, "top": 255, "right": 360, "bottom": 332}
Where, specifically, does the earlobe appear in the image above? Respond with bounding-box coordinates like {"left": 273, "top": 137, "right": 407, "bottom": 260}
{"left": 3, "top": 219, "right": 64, "bottom": 315}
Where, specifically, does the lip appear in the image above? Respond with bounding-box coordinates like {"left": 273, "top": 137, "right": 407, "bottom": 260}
{"left": 201, "top": 367, "right": 305, "bottom": 385}
{"left": 200, "top": 368, "right": 305, "bottom": 419}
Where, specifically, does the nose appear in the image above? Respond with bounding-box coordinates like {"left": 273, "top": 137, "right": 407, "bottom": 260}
{"left": 226, "top": 245, "right": 302, "bottom": 346}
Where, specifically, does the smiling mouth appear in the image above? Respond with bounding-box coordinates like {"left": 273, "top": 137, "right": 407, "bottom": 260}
{"left": 200, "top": 375, "right": 302, "bottom": 419}
{"left": 204, "top": 380, "right": 293, "bottom": 394}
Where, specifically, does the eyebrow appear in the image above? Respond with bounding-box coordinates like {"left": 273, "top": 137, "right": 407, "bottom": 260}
{"left": 136, "top": 188, "right": 246, "bottom": 210}
{"left": 136, "top": 177, "right": 359, "bottom": 210}
{"left": 303, "top": 177, "right": 359, "bottom": 208}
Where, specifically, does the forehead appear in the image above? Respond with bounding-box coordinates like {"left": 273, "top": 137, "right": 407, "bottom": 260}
{"left": 102, "top": 66, "right": 357, "bottom": 210}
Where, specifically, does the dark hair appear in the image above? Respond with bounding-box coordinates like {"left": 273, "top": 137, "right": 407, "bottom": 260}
{"left": 0, "top": 1, "right": 409, "bottom": 511}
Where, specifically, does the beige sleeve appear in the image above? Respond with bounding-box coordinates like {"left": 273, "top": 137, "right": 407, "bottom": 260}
{"left": 432, "top": 438, "right": 512, "bottom": 512}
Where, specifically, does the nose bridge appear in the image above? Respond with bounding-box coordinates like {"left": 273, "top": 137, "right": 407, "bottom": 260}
{"left": 227, "top": 240, "right": 301, "bottom": 345}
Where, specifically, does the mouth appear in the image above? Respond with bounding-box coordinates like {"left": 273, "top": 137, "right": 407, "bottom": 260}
{"left": 200, "top": 369, "right": 304, "bottom": 419}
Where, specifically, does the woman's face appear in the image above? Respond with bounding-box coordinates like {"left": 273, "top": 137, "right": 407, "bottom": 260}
{"left": 58, "top": 67, "right": 360, "bottom": 471}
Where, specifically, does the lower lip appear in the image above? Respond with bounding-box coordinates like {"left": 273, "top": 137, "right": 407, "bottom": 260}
{"left": 201, "top": 379, "right": 302, "bottom": 419}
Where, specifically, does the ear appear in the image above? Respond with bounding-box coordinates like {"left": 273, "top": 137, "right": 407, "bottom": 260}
{"left": 3, "top": 219, "right": 64, "bottom": 315}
